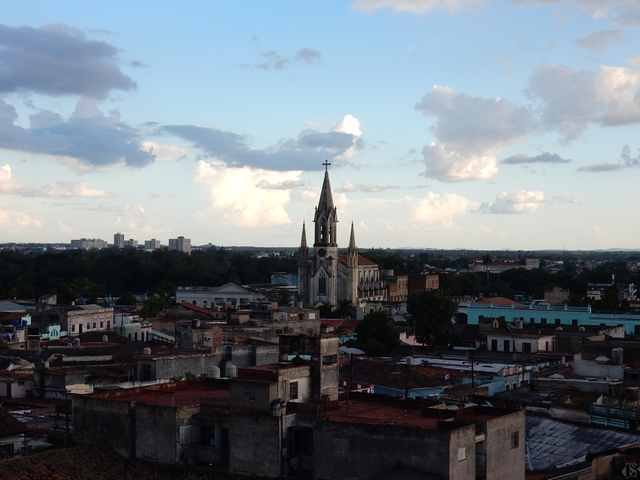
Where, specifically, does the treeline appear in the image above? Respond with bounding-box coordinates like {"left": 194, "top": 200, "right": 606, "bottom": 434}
{"left": 0, "top": 248, "right": 297, "bottom": 303}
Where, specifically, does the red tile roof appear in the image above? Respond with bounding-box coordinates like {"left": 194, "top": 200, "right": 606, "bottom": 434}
{"left": 477, "top": 297, "right": 523, "bottom": 307}
{"left": 338, "top": 254, "right": 378, "bottom": 266}
{"left": 325, "top": 400, "right": 442, "bottom": 431}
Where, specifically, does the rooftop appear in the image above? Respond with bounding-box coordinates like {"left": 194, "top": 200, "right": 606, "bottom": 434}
{"left": 526, "top": 415, "right": 640, "bottom": 472}
{"left": 82, "top": 381, "right": 229, "bottom": 408}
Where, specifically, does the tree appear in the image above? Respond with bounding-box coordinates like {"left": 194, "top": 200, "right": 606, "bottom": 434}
{"left": 116, "top": 292, "right": 137, "bottom": 306}
{"left": 356, "top": 311, "right": 399, "bottom": 356}
{"left": 407, "top": 292, "right": 457, "bottom": 347}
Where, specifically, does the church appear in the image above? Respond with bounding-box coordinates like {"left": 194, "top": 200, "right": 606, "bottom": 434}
{"left": 297, "top": 165, "right": 385, "bottom": 308}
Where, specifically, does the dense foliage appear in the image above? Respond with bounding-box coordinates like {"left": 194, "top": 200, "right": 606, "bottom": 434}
{"left": 407, "top": 291, "right": 457, "bottom": 347}
{"left": 0, "top": 248, "right": 296, "bottom": 303}
{"left": 356, "top": 311, "right": 400, "bottom": 355}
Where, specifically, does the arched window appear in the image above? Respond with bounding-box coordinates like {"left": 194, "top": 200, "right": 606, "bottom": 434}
{"left": 319, "top": 275, "right": 327, "bottom": 296}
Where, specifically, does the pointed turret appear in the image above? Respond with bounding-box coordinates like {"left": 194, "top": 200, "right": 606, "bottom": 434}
{"left": 317, "top": 169, "right": 335, "bottom": 212}
{"left": 348, "top": 221, "right": 357, "bottom": 251}
{"left": 300, "top": 222, "right": 308, "bottom": 249}
{"left": 313, "top": 163, "right": 338, "bottom": 247}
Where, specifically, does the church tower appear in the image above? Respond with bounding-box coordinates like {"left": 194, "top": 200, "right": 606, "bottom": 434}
{"left": 297, "top": 221, "right": 309, "bottom": 305}
{"left": 298, "top": 162, "right": 339, "bottom": 307}
{"left": 345, "top": 221, "right": 359, "bottom": 304}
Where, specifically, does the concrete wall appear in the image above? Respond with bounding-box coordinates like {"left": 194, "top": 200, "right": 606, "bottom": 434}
{"left": 574, "top": 356, "right": 624, "bottom": 380}
{"left": 136, "top": 354, "right": 218, "bottom": 381}
{"left": 312, "top": 422, "right": 476, "bottom": 480}
{"left": 72, "top": 397, "right": 132, "bottom": 459}
{"left": 224, "top": 413, "right": 283, "bottom": 478}
{"left": 483, "top": 411, "right": 526, "bottom": 480}
{"left": 73, "top": 396, "right": 197, "bottom": 464}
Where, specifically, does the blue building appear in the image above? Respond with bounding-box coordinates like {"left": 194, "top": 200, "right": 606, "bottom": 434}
{"left": 459, "top": 302, "right": 640, "bottom": 335}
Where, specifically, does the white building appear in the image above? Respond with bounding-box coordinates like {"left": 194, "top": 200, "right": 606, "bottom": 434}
{"left": 169, "top": 236, "right": 191, "bottom": 254}
{"left": 487, "top": 332, "right": 555, "bottom": 354}
{"left": 64, "top": 305, "right": 114, "bottom": 336}
{"left": 144, "top": 239, "right": 162, "bottom": 250}
{"left": 113, "top": 232, "right": 125, "bottom": 248}
{"left": 176, "top": 283, "right": 265, "bottom": 308}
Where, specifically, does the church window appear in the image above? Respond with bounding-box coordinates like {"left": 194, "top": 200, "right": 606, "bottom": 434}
{"left": 319, "top": 275, "right": 327, "bottom": 296}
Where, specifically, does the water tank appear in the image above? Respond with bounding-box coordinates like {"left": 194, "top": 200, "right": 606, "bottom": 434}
{"left": 207, "top": 365, "right": 221, "bottom": 379}
{"left": 225, "top": 362, "right": 238, "bottom": 378}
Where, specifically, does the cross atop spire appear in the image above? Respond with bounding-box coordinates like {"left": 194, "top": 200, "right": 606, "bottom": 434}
{"left": 322, "top": 160, "right": 331, "bottom": 172}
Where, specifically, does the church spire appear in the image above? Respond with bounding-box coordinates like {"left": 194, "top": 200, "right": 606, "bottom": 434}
{"left": 313, "top": 161, "right": 338, "bottom": 247}
{"left": 317, "top": 167, "right": 334, "bottom": 212}
{"left": 348, "top": 221, "right": 356, "bottom": 250}
{"left": 300, "top": 221, "right": 307, "bottom": 249}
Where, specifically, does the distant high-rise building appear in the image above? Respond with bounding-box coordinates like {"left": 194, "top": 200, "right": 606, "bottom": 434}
{"left": 124, "top": 238, "right": 138, "bottom": 248}
{"left": 168, "top": 236, "right": 191, "bottom": 254}
{"left": 113, "top": 232, "right": 125, "bottom": 248}
{"left": 70, "top": 238, "right": 108, "bottom": 250}
{"left": 144, "top": 239, "right": 162, "bottom": 250}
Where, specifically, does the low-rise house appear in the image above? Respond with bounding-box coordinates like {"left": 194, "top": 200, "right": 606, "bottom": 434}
{"left": 64, "top": 305, "right": 114, "bottom": 336}
{"left": 486, "top": 331, "right": 556, "bottom": 354}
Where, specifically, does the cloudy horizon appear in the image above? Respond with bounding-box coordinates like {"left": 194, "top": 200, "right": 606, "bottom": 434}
{"left": 0, "top": 1, "right": 639, "bottom": 249}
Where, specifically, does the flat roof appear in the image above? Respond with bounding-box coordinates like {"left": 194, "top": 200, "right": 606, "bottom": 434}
{"left": 323, "top": 400, "right": 516, "bottom": 432}
{"left": 84, "top": 381, "right": 229, "bottom": 408}
{"left": 325, "top": 400, "right": 443, "bottom": 431}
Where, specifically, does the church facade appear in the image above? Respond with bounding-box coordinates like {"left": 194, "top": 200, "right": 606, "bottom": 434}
{"left": 297, "top": 167, "right": 385, "bottom": 307}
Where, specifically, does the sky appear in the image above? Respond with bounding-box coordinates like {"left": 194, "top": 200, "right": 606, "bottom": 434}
{"left": 0, "top": 0, "right": 639, "bottom": 249}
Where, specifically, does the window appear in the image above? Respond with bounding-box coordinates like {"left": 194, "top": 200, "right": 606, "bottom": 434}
{"left": 511, "top": 431, "right": 520, "bottom": 449}
{"left": 545, "top": 341, "right": 550, "bottom": 352}
{"left": 318, "top": 276, "right": 327, "bottom": 296}
{"left": 522, "top": 342, "right": 531, "bottom": 353}
{"left": 92, "top": 322, "right": 96, "bottom": 329}
{"left": 503, "top": 339, "right": 510, "bottom": 352}
{"left": 572, "top": 319, "right": 578, "bottom": 327}
{"left": 107, "top": 321, "right": 110, "bottom": 329}
{"left": 323, "top": 355, "right": 337, "bottom": 365}
{"left": 457, "top": 447, "right": 467, "bottom": 461}
{"left": 491, "top": 339, "right": 498, "bottom": 351}
{"left": 71, "top": 324, "right": 76, "bottom": 332}
{"left": 100, "top": 322, "right": 103, "bottom": 328}
{"left": 555, "top": 319, "right": 561, "bottom": 326}
{"left": 289, "top": 381, "right": 299, "bottom": 400}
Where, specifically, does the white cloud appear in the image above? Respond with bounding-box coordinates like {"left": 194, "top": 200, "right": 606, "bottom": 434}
{"left": 480, "top": 190, "right": 545, "bottom": 214}
{"left": 413, "top": 192, "right": 473, "bottom": 226}
{"left": 353, "top": 0, "right": 485, "bottom": 14}
{"left": 416, "top": 85, "right": 535, "bottom": 181}
{"left": 515, "top": 0, "right": 640, "bottom": 26}
{"left": 576, "top": 29, "right": 624, "bottom": 52}
{"left": 0, "top": 207, "right": 42, "bottom": 229}
{"left": 195, "top": 160, "right": 303, "bottom": 227}
{"left": 0, "top": 163, "right": 109, "bottom": 198}
{"left": 142, "top": 141, "right": 189, "bottom": 162}
{"left": 422, "top": 143, "right": 499, "bottom": 181}
{"left": 528, "top": 65, "right": 640, "bottom": 140}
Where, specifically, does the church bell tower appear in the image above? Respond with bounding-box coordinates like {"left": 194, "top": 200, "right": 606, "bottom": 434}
{"left": 298, "top": 161, "right": 339, "bottom": 307}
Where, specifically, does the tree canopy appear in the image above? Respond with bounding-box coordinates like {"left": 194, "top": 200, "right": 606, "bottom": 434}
{"left": 407, "top": 292, "right": 457, "bottom": 347}
{"left": 356, "top": 311, "right": 399, "bottom": 356}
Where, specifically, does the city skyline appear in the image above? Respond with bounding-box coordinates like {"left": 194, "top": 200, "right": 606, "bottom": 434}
{"left": 0, "top": 1, "right": 639, "bottom": 249}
